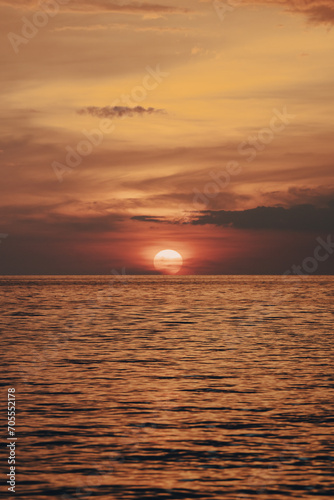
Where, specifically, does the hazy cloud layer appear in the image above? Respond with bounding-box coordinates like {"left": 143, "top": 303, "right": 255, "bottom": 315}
{"left": 7, "top": 0, "right": 333, "bottom": 22}
{"left": 0, "top": 0, "right": 189, "bottom": 14}
{"left": 53, "top": 23, "right": 187, "bottom": 32}
{"left": 78, "top": 106, "right": 165, "bottom": 118}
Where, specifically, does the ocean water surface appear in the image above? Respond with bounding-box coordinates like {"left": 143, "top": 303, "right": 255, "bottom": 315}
{"left": 1, "top": 276, "right": 333, "bottom": 499}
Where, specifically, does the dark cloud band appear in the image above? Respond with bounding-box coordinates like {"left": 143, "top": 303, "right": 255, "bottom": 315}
{"left": 77, "top": 105, "right": 165, "bottom": 118}
{"left": 191, "top": 203, "right": 334, "bottom": 232}
{"left": 133, "top": 202, "right": 334, "bottom": 232}
{"left": 238, "top": 0, "right": 334, "bottom": 24}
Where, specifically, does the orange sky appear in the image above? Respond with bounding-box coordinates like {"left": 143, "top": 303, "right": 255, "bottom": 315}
{"left": 0, "top": 0, "right": 333, "bottom": 274}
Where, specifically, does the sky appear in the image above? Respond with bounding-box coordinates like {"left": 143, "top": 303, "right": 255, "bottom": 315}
{"left": 0, "top": 0, "right": 333, "bottom": 275}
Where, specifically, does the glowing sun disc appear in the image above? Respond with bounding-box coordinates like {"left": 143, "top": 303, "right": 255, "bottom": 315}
{"left": 154, "top": 249, "right": 183, "bottom": 274}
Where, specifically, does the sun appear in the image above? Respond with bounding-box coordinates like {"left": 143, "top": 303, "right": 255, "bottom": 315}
{"left": 154, "top": 249, "right": 183, "bottom": 275}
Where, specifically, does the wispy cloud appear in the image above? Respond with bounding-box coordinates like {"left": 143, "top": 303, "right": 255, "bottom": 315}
{"left": 0, "top": 0, "right": 190, "bottom": 15}
{"left": 53, "top": 23, "right": 187, "bottom": 33}
{"left": 205, "top": 0, "right": 334, "bottom": 24}
{"left": 77, "top": 105, "right": 165, "bottom": 118}
{"left": 238, "top": 0, "right": 334, "bottom": 25}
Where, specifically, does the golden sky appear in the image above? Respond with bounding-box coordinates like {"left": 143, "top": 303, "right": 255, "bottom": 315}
{"left": 1, "top": 0, "right": 334, "bottom": 274}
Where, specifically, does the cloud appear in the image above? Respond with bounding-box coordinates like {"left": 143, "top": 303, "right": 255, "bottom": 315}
{"left": 0, "top": 201, "right": 127, "bottom": 235}
{"left": 0, "top": 0, "right": 189, "bottom": 15}
{"left": 77, "top": 105, "right": 165, "bottom": 118}
{"left": 132, "top": 215, "right": 165, "bottom": 222}
{"left": 275, "top": 0, "right": 334, "bottom": 24}
{"left": 250, "top": 0, "right": 334, "bottom": 25}
{"left": 53, "top": 23, "right": 187, "bottom": 32}
{"left": 259, "top": 186, "right": 334, "bottom": 209}
{"left": 209, "top": 0, "right": 334, "bottom": 24}
{"left": 190, "top": 203, "right": 334, "bottom": 232}
{"left": 133, "top": 202, "right": 334, "bottom": 232}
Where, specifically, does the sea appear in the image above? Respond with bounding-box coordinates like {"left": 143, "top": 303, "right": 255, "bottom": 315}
{"left": 1, "top": 276, "right": 333, "bottom": 499}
